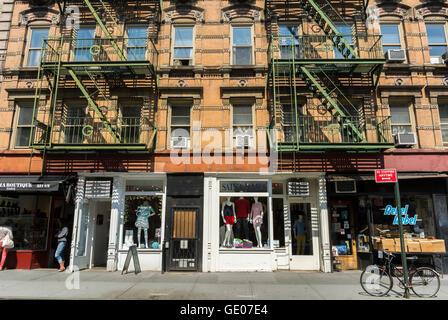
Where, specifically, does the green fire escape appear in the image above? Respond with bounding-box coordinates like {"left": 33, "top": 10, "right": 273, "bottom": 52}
{"left": 265, "top": 0, "right": 394, "bottom": 151}
{"left": 30, "top": 0, "right": 160, "bottom": 152}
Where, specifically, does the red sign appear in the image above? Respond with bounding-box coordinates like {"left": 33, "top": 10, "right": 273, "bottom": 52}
{"left": 375, "top": 169, "right": 397, "bottom": 183}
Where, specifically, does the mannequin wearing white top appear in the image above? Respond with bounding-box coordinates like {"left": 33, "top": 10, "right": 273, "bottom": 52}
{"left": 250, "top": 197, "right": 264, "bottom": 248}
{"left": 221, "top": 197, "right": 236, "bottom": 247}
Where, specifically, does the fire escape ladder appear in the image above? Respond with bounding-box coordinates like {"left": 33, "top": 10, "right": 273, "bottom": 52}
{"left": 298, "top": 0, "right": 358, "bottom": 59}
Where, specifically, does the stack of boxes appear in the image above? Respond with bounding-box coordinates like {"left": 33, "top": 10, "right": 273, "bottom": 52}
{"left": 372, "top": 237, "right": 446, "bottom": 253}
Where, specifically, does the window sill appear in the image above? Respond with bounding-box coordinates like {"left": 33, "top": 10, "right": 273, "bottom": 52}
{"left": 219, "top": 247, "right": 273, "bottom": 253}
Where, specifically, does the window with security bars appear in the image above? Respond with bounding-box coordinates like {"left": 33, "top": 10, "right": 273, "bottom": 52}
{"left": 120, "top": 102, "right": 142, "bottom": 144}
{"left": 172, "top": 209, "right": 197, "bottom": 239}
{"left": 62, "top": 104, "right": 86, "bottom": 144}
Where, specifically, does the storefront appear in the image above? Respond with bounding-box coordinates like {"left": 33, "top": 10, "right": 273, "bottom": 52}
{"left": 202, "top": 173, "right": 331, "bottom": 272}
{"left": 327, "top": 175, "right": 448, "bottom": 272}
{"left": 69, "top": 173, "right": 167, "bottom": 272}
{"left": 0, "top": 175, "right": 76, "bottom": 269}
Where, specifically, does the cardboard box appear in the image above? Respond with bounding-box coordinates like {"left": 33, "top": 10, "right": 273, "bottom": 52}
{"left": 431, "top": 240, "right": 446, "bottom": 253}
{"left": 419, "top": 240, "right": 433, "bottom": 252}
{"left": 380, "top": 238, "right": 395, "bottom": 252}
{"left": 407, "top": 241, "right": 421, "bottom": 253}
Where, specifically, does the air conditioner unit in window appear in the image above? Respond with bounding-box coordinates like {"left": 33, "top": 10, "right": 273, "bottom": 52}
{"left": 173, "top": 59, "right": 192, "bottom": 66}
{"left": 335, "top": 180, "right": 357, "bottom": 193}
{"left": 235, "top": 135, "right": 250, "bottom": 148}
{"left": 386, "top": 49, "right": 406, "bottom": 62}
{"left": 441, "top": 52, "right": 448, "bottom": 64}
{"left": 430, "top": 56, "right": 444, "bottom": 64}
{"left": 171, "top": 136, "right": 189, "bottom": 149}
{"left": 394, "top": 132, "right": 417, "bottom": 147}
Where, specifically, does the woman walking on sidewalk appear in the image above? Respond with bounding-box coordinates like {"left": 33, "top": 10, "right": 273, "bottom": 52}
{"left": 0, "top": 220, "right": 14, "bottom": 270}
{"left": 54, "top": 219, "right": 68, "bottom": 272}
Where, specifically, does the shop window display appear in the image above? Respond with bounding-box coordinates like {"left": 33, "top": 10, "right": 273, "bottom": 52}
{"left": 272, "top": 198, "right": 285, "bottom": 248}
{"left": 330, "top": 205, "right": 353, "bottom": 256}
{"left": 123, "top": 195, "right": 162, "bottom": 249}
{"left": 0, "top": 195, "right": 50, "bottom": 250}
{"left": 219, "top": 196, "right": 269, "bottom": 249}
{"left": 290, "top": 203, "right": 313, "bottom": 255}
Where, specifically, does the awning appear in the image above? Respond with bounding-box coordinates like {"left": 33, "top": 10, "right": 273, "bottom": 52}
{"left": 0, "top": 176, "right": 72, "bottom": 193}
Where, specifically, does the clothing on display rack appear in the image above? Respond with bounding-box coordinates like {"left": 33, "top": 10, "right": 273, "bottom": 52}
{"left": 251, "top": 202, "right": 263, "bottom": 228}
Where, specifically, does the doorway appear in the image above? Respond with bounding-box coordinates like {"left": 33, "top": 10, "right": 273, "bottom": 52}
{"left": 92, "top": 201, "right": 111, "bottom": 267}
{"left": 288, "top": 200, "right": 320, "bottom": 270}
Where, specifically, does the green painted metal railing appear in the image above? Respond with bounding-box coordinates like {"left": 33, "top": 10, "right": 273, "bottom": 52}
{"left": 267, "top": 115, "right": 393, "bottom": 151}
{"left": 32, "top": 116, "right": 157, "bottom": 150}
{"left": 268, "top": 34, "right": 384, "bottom": 63}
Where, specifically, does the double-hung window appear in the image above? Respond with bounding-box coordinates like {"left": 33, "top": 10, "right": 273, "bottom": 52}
{"left": 14, "top": 101, "right": 34, "bottom": 148}
{"left": 62, "top": 104, "right": 86, "bottom": 144}
{"left": 438, "top": 98, "right": 448, "bottom": 145}
{"left": 233, "top": 104, "right": 253, "bottom": 148}
{"left": 173, "top": 26, "right": 193, "bottom": 66}
{"left": 426, "top": 24, "right": 447, "bottom": 63}
{"left": 170, "top": 105, "right": 191, "bottom": 149}
{"left": 279, "top": 25, "right": 301, "bottom": 59}
{"left": 27, "top": 28, "right": 49, "bottom": 66}
{"left": 74, "top": 27, "right": 95, "bottom": 62}
{"left": 389, "top": 99, "right": 414, "bottom": 135}
{"left": 232, "top": 26, "right": 253, "bottom": 65}
{"left": 126, "top": 26, "right": 147, "bottom": 61}
{"left": 334, "top": 25, "right": 354, "bottom": 59}
{"left": 380, "top": 24, "right": 401, "bottom": 53}
{"left": 120, "top": 102, "right": 142, "bottom": 144}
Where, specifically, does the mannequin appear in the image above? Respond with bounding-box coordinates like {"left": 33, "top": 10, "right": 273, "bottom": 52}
{"left": 221, "top": 197, "right": 236, "bottom": 248}
{"left": 135, "top": 200, "right": 156, "bottom": 248}
{"left": 234, "top": 194, "right": 250, "bottom": 240}
{"left": 250, "top": 197, "right": 264, "bottom": 248}
{"left": 293, "top": 214, "right": 306, "bottom": 255}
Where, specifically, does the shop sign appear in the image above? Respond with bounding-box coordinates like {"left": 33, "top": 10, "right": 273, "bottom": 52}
{"left": 384, "top": 205, "right": 418, "bottom": 225}
{"left": 375, "top": 169, "right": 397, "bottom": 183}
{"left": 220, "top": 181, "right": 268, "bottom": 193}
{"left": 287, "top": 181, "right": 310, "bottom": 197}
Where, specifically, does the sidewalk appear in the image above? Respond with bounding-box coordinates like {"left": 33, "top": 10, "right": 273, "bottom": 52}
{"left": 0, "top": 269, "right": 446, "bottom": 300}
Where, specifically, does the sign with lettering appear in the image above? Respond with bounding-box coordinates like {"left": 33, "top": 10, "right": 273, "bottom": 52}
{"left": 375, "top": 169, "right": 397, "bottom": 183}
{"left": 384, "top": 205, "right": 418, "bottom": 225}
{"left": 220, "top": 181, "right": 268, "bottom": 193}
{"left": 288, "top": 181, "right": 310, "bottom": 197}
{"left": 121, "top": 245, "right": 141, "bottom": 275}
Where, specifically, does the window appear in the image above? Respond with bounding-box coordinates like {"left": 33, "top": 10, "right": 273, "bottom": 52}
{"left": 279, "top": 25, "right": 301, "bottom": 59}
{"left": 173, "top": 26, "right": 193, "bottom": 66}
{"left": 126, "top": 26, "right": 147, "bottom": 61}
{"left": 74, "top": 27, "right": 95, "bottom": 62}
{"left": 389, "top": 99, "right": 414, "bottom": 135}
{"left": 170, "top": 105, "right": 191, "bottom": 148}
{"left": 14, "top": 101, "right": 34, "bottom": 148}
{"left": 62, "top": 104, "right": 86, "bottom": 144}
{"left": 232, "top": 26, "right": 253, "bottom": 65}
{"left": 426, "top": 24, "right": 447, "bottom": 61}
{"left": 27, "top": 28, "right": 49, "bottom": 66}
{"left": 122, "top": 195, "right": 162, "bottom": 250}
{"left": 120, "top": 102, "right": 142, "bottom": 144}
{"left": 438, "top": 98, "right": 448, "bottom": 145}
{"left": 334, "top": 25, "right": 354, "bottom": 59}
{"left": 233, "top": 104, "right": 253, "bottom": 148}
{"left": 380, "top": 24, "right": 401, "bottom": 53}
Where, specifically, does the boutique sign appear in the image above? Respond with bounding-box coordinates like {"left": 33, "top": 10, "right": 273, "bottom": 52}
{"left": 220, "top": 181, "right": 268, "bottom": 193}
{"left": 384, "top": 205, "right": 418, "bottom": 225}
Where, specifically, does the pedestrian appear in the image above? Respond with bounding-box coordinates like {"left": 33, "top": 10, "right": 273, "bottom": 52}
{"left": 0, "top": 220, "right": 14, "bottom": 271}
{"left": 54, "top": 218, "right": 68, "bottom": 272}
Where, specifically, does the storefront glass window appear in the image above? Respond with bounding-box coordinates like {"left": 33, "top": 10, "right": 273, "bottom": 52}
{"left": 219, "top": 196, "right": 269, "bottom": 249}
{"left": 123, "top": 195, "right": 162, "bottom": 249}
{"left": 369, "top": 195, "right": 436, "bottom": 238}
{"left": 272, "top": 198, "right": 285, "bottom": 248}
{"left": 0, "top": 195, "right": 50, "bottom": 251}
{"left": 126, "top": 180, "right": 163, "bottom": 192}
{"left": 290, "top": 203, "right": 313, "bottom": 255}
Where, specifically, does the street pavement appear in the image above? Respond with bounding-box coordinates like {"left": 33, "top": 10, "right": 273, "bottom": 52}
{"left": 0, "top": 268, "right": 447, "bottom": 300}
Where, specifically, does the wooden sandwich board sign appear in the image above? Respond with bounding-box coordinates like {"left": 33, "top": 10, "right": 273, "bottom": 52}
{"left": 121, "top": 245, "right": 141, "bottom": 275}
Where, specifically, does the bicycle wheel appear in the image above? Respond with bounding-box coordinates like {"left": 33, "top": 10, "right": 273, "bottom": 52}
{"left": 360, "top": 265, "right": 393, "bottom": 297}
{"left": 410, "top": 267, "right": 440, "bottom": 298}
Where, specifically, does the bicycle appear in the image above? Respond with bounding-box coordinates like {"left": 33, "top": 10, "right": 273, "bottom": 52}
{"left": 360, "top": 251, "right": 440, "bottom": 298}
